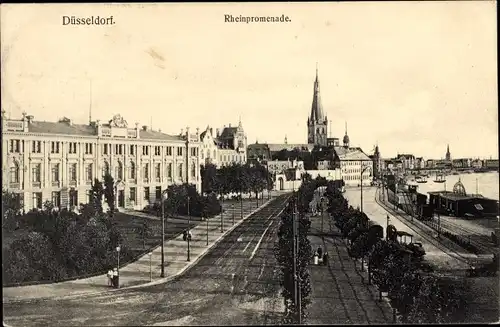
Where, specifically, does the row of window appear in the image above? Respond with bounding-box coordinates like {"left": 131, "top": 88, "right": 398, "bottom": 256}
{"left": 28, "top": 186, "right": 165, "bottom": 210}
{"left": 8, "top": 161, "right": 197, "bottom": 188}
{"left": 9, "top": 140, "right": 199, "bottom": 157}
{"left": 343, "top": 175, "right": 370, "bottom": 181}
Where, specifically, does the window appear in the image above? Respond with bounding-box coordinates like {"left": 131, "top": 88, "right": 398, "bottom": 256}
{"left": 130, "top": 187, "right": 136, "bottom": 202}
{"left": 68, "top": 142, "right": 77, "bottom": 154}
{"left": 177, "top": 147, "right": 183, "bottom": 156}
{"left": 85, "top": 143, "right": 93, "bottom": 155}
{"left": 144, "top": 187, "right": 150, "bottom": 201}
{"left": 129, "top": 161, "right": 136, "bottom": 179}
{"left": 167, "top": 162, "right": 172, "bottom": 179}
{"left": 116, "top": 162, "right": 123, "bottom": 180}
{"left": 191, "top": 148, "right": 197, "bottom": 157}
{"left": 143, "top": 163, "right": 149, "bottom": 182}
{"left": 213, "top": 150, "right": 216, "bottom": 159}
{"left": 201, "top": 151, "right": 204, "bottom": 159}
{"left": 51, "top": 163, "right": 60, "bottom": 184}
{"left": 103, "top": 144, "right": 109, "bottom": 155}
{"left": 86, "top": 164, "right": 93, "bottom": 181}
{"left": 166, "top": 146, "right": 173, "bottom": 156}
{"left": 33, "top": 192, "right": 43, "bottom": 209}
{"left": 155, "top": 186, "right": 161, "bottom": 200}
{"left": 69, "top": 163, "right": 77, "bottom": 181}
{"left": 115, "top": 144, "right": 123, "bottom": 155}
{"left": 191, "top": 164, "right": 196, "bottom": 178}
{"left": 9, "top": 140, "right": 21, "bottom": 153}
{"left": 178, "top": 163, "right": 183, "bottom": 178}
{"left": 51, "top": 191, "right": 61, "bottom": 207}
{"left": 155, "top": 163, "right": 161, "bottom": 181}
{"left": 32, "top": 141, "right": 42, "bottom": 153}
{"left": 32, "top": 163, "right": 41, "bottom": 183}
{"left": 69, "top": 190, "right": 78, "bottom": 208}
{"left": 9, "top": 161, "right": 20, "bottom": 185}
{"left": 102, "top": 161, "right": 110, "bottom": 177}
{"left": 142, "top": 146, "right": 149, "bottom": 156}
{"left": 154, "top": 146, "right": 161, "bottom": 156}
{"left": 51, "top": 141, "right": 60, "bottom": 154}
{"left": 130, "top": 145, "right": 135, "bottom": 155}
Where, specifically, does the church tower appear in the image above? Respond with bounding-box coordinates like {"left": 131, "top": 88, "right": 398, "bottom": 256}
{"left": 307, "top": 64, "right": 328, "bottom": 146}
{"left": 445, "top": 144, "right": 451, "bottom": 161}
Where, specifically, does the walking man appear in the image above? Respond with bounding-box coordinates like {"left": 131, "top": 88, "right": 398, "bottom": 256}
{"left": 112, "top": 267, "right": 119, "bottom": 288}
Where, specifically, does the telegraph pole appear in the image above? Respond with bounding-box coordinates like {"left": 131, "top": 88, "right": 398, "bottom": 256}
{"left": 187, "top": 196, "right": 191, "bottom": 261}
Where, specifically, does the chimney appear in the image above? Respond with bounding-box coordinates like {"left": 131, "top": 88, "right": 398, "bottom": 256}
{"left": 229, "top": 123, "right": 231, "bottom": 128}
{"left": 142, "top": 125, "right": 148, "bottom": 131}
{"left": 216, "top": 128, "right": 220, "bottom": 137}
{"left": 96, "top": 120, "right": 102, "bottom": 137}
{"left": 135, "top": 122, "right": 140, "bottom": 138}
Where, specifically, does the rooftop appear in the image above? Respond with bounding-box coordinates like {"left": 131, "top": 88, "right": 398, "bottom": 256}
{"left": 333, "top": 146, "right": 371, "bottom": 161}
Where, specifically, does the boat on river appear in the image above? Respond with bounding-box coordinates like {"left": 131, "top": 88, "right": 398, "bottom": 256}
{"left": 433, "top": 173, "right": 446, "bottom": 183}
{"left": 415, "top": 175, "right": 428, "bottom": 183}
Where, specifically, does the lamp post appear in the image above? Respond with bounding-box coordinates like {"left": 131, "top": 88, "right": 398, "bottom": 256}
{"left": 320, "top": 196, "right": 325, "bottom": 234}
{"left": 360, "top": 164, "right": 372, "bottom": 214}
{"left": 116, "top": 245, "right": 121, "bottom": 288}
{"left": 148, "top": 252, "right": 152, "bottom": 282}
{"left": 232, "top": 203, "right": 235, "bottom": 224}
{"left": 160, "top": 191, "right": 168, "bottom": 278}
{"left": 386, "top": 215, "right": 390, "bottom": 240}
{"left": 187, "top": 195, "right": 191, "bottom": 262}
{"left": 206, "top": 214, "right": 209, "bottom": 246}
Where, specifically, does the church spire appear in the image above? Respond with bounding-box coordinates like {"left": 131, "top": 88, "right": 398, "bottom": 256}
{"left": 310, "top": 63, "right": 324, "bottom": 122}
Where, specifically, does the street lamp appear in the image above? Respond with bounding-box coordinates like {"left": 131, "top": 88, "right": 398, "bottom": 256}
{"left": 116, "top": 245, "right": 121, "bottom": 288}
{"left": 148, "top": 252, "right": 152, "bottom": 282}
{"left": 206, "top": 214, "right": 209, "bottom": 246}
{"left": 187, "top": 195, "right": 191, "bottom": 262}
{"left": 232, "top": 203, "right": 235, "bottom": 225}
{"left": 160, "top": 191, "right": 168, "bottom": 278}
{"left": 320, "top": 196, "right": 325, "bottom": 234}
{"left": 360, "top": 164, "right": 372, "bottom": 214}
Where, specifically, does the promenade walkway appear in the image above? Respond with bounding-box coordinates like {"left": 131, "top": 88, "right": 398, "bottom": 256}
{"left": 306, "top": 190, "right": 394, "bottom": 324}
{"left": 3, "top": 196, "right": 275, "bottom": 303}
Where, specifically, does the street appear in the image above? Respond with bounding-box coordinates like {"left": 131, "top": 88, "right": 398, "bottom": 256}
{"left": 3, "top": 195, "right": 290, "bottom": 327}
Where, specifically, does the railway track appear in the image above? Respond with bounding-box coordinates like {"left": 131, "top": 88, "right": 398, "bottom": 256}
{"left": 424, "top": 218, "right": 497, "bottom": 255}
{"left": 374, "top": 187, "right": 475, "bottom": 268}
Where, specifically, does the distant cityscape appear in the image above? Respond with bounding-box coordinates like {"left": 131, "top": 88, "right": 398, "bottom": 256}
{"left": 2, "top": 68, "right": 498, "bottom": 212}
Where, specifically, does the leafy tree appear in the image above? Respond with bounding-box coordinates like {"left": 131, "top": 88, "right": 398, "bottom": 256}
{"left": 136, "top": 220, "right": 152, "bottom": 250}
{"left": 103, "top": 173, "right": 115, "bottom": 216}
{"left": 200, "top": 163, "right": 218, "bottom": 195}
{"left": 2, "top": 189, "right": 23, "bottom": 230}
{"left": 90, "top": 178, "right": 105, "bottom": 214}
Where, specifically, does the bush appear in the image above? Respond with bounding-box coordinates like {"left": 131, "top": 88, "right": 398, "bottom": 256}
{"left": 2, "top": 203, "right": 128, "bottom": 286}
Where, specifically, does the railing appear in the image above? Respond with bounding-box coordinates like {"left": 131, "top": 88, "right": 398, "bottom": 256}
{"left": 155, "top": 177, "right": 161, "bottom": 182}
{"left": 69, "top": 180, "right": 77, "bottom": 187}
{"left": 86, "top": 180, "right": 92, "bottom": 185}
{"left": 8, "top": 182, "right": 20, "bottom": 189}
{"left": 32, "top": 182, "right": 41, "bottom": 188}
{"left": 51, "top": 181, "right": 60, "bottom": 187}
{"left": 143, "top": 178, "right": 149, "bottom": 183}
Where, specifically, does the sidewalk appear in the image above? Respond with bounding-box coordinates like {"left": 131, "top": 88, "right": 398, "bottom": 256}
{"left": 3, "top": 196, "right": 275, "bottom": 303}
{"left": 306, "top": 191, "right": 394, "bottom": 324}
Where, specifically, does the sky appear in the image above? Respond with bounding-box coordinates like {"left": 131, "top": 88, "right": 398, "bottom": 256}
{"left": 1, "top": 2, "right": 498, "bottom": 160}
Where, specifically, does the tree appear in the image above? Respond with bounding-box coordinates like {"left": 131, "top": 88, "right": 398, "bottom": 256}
{"left": 90, "top": 178, "right": 105, "bottom": 214}
{"left": 2, "top": 189, "right": 23, "bottom": 230}
{"left": 136, "top": 221, "right": 152, "bottom": 250}
{"left": 103, "top": 173, "right": 115, "bottom": 216}
{"left": 275, "top": 194, "right": 313, "bottom": 324}
{"left": 201, "top": 163, "right": 218, "bottom": 195}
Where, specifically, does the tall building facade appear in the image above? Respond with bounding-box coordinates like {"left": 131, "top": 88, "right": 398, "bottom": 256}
{"left": 2, "top": 112, "right": 202, "bottom": 212}
{"left": 199, "top": 120, "right": 247, "bottom": 167}
{"left": 307, "top": 67, "right": 328, "bottom": 146}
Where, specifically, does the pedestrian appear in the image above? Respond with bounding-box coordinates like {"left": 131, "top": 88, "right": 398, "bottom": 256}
{"left": 323, "top": 252, "right": 329, "bottom": 266}
{"left": 107, "top": 269, "right": 113, "bottom": 287}
{"left": 313, "top": 252, "right": 319, "bottom": 265}
{"left": 317, "top": 246, "right": 323, "bottom": 258}
{"left": 112, "top": 267, "right": 119, "bottom": 288}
